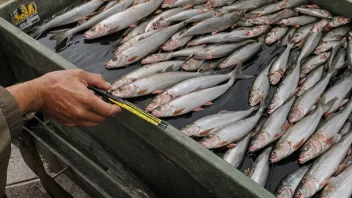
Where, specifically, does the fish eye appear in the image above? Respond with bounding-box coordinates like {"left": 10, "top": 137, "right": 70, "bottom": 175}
{"left": 156, "top": 107, "right": 162, "bottom": 111}
{"left": 91, "top": 27, "right": 96, "bottom": 31}
{"left": 273, "top": 151, "right": 277, "bottom": 155}
{"left": 297, "top": 192, "right": 302, "bottom": 196}
{"left": 118, "top": 87, "right": 124, "bottom": 91}
{"left": 112, "top": 56, "right": 118, "bottom": 61}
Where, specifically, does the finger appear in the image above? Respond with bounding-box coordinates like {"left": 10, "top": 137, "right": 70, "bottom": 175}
{"left": 81, "top": 71, "right": 111, "bottom": 90}
{"left": 89, "top": 95, "right": 121, "bottom": 117}
{"left": 81, "top": 111, "right": 107, "bottom": 123}
{"left": 78, "top": 121, "right": 100, "bottom": 128}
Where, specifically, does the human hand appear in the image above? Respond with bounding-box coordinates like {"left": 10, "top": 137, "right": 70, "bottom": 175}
{"left": 7, "top": 69, "right": 121, "bottom": 127}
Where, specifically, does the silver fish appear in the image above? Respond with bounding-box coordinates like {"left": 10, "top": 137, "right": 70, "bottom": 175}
{"left": 220, "top": 25, "right": 271, "bottom": 43}
{"left": 151, "top": 64, "right": 248, "bottom": 117}
{"left": 206, "top": 0, "right": 235, "bottom": 8}
{"left": 250, "top": 96, "right": 296, "bottom": 152}
{"left": 145, "top": 8, "right": 183, "bottom": 32}
{"left": 265, "top": 26, "right": 289, "bottom": 45}
{"left": 102, "top": 0, "right": 120, "bottom": 11}
{"left": 111, "top": 61, "right": 184, "bottom": 90}
{"left": 187, "top": 33, "right": 229, "bottom": 46}
{"left": 249, "top": 9, "right": 297, "bottom": 25}
{"left": 249, "top": 56, "right": 273, "bottom": 107}
{"left": 250, "top": 117, "right": 267, "bottom": 137}
{"left": 181, "top": 58, "right": 206, "bottom": 71}
{"left": 268, "top": 64, "right": 299, "bottom": 114}
{"left": 106, "top": 22, "right": 186, "bottom": 68}
{"left": 322, "top": 25, "right": 349, "bottom": 42}
{"left": 165, "top": 8, "right": 206, "bottom": 22}
{"left": 222, "top": 134, "right": 252, "bottom": 168}
{"left": 185, "top": 10, "right": 216, "bottom": 23}
{"left": 180, "top": 10, "right": 244, "bottom": 38}
{"left": 300, "top": 52, "right": 330, "bottom": 78}
{"left": 199, "top": 58, "right": 226, "bottom": 71}
{"left": 340, "top": 121, "right": 351, "bottom": 136}
{"left": 348, "top": 32, "right": 352, "bottom": 68}
{"left": 112, "top": 71, "right": 210, "bottom": 98}
{"left": 199, "top": 100, "right": 266, "bottom": 149}
{"left": 297, "top": 65, "right": 324, "bottom": 96}
{"left": 294, "top": 6, "right": 332, "bottom": 19}
{"left": 222, "top": 0, "right": 277, "bottom": 11}
{"left": 324, "top": 16, "right": 351, "bottom": 31}
{"left": 269, "top": 43, "right": 295, "bottom": 85}
{"left": 181, "top": 106, "right": 259, "bottom": 137}
{"left": 233, "top": 18, "right": 255, "bottom": 27}
{"left": 246, "top": 0, "right": 308, "bottom": 17}
{"left": 114, "top": 30, "right": 159, "bottom": 54}
{"left": 121, "top": 18, "right": 152, "bottom": 43}
{"left": 294, "top": 131, "right": 352, "bottom": 198}
{"left": 244, "top": 146, "right": 272, "bottom": 187}
{"left": 84, "top": 0, "right": 163, "bottom": 39}
{"left": 278, "top": 16, "right": 319, "bottom": 26}
{"left": 271, "top": 100, "right": 336, "bottom": 163}
{"left": 50, "top": 0, "right": 134, "bottom": 45}
{"left": 166, "top": 0, "right": 208, "bottom": 8}
{"left": 31, "top": 0, "right": 106, "bottom": 38}
{"left": 280, "top": 27, "right": 297, "bottom": 47}
{"left": 275, "top": 166, "right": 310, "bottom": 198}
{"left": 219, "top": 40, "right": 264, "bottom": 69}
{"left": 314, "top": 39, "right": 346, "bottom": 54}
{"left": 290, "top": 23, "right": 315, "bottom": 44}
{"left": 321, "top": 164, "right": 352, "bottom": 198}
{"left": 162, "top": 28, "right": 193, "bottom": 51}
{"left": 191, "top": 40, "right": 255, "bottom": 60}
{"left": 321, "top": 71, "right": 352, "bottom": 116}
{"left": 141, "top": 46, "right": 204, "bottom": 64}
{"left": 299, "top": 97, "right": 352, "bottom": 164}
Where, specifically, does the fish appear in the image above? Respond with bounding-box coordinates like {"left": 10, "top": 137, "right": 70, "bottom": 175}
{"left": 245, "top": 0, "right": 308, "bottom": 17}
{"left": 151, "top": 63, "right": 249, "bottom": 117}
{"left": 322, "top": 25, "right": 349, "bottom": 42}
{"left": 290, "top": 23, "right": 315, "bottom": 44}
{"left": 199, "top": 99, "right": 266, "bottom": 149}
{"left": 340, "top": 121, "right": 351, "bottom": 136}
{"left": 248, "top": 9, "right": 297, "bottom": 25}
{"left": 112, "top": 71, "right": 211, "bottom": 98}
{"left": 331, "top": 48, "right": 348, "bottom": 72}
{"left": 102, "top": 0, "right": 120, "bottom": 11}
{"left": 221, "top": 25, "right": 271, "bottom": 43}
{"left": 321, "top": 71, "right": 352, "bottom": 116}
{"left": 294, "top": 131, "right": 352, "bottom": 198}
{"left": 179, "top": 10, "right": 244, "bottom": 38}
{"left": 280, "top": 27, "right": 296, "bottom": 47}
{"left": 314, "top": 39, "right": 346, "bottom": 54}
{"left": 233, "top": 18, "right": 255, "bottom": 27}
{"left": 334, "top": 154, "right": 352, "bottom": 176}
{"left": 324, "top": 16, "right": 351, "bottom": 31}
{"left": 191, "top": 40, "right": 255, "bottom": 60}
{"left": 298, "top": 97, "right": 352, "bottom": 164}
{"left": 145, "top": 8, "right": 183, "bottom": 32}
{"left": 106, "top": 22, "right": 186, "bottom": 68}
{"left": 114, "top": 30, "right": 159, "bottom": 54}
{"left": 222, "top": 0, "right": 277, "bottom": 11}
{"left": 348, "top": 32, "right": 352, "bottom": 68}
{"left": 244, "top": 146, "right": 272, "bottom": 187}
{"left": 164, "top": 8, "right": 206, "bottom": 22}
{"left": 275, "top": 166, "right": 311, "bottom": 198}
{"left": 248, "top": 56, "right": 272, "bottom": 107}
{"left": 288, "top": 65, "right": 338, "bottom": 123}
{"left": 199, "top": 58, "right": 226, "bottom": 71}
{"left": 50, "top": 0, "right": 134, "bottom": 45}
{"left": 187, "top": 33, "right": 229, "bottom": 46}
{"left": 206, "top": 0, "right": 235, "bottom": 8}
{"left": 181, "top": 106, "right": 259, "bottom": 137}
{"left": 297, "top": 65, "right": 324, "bottom": 96}
{"left": 219, "top": 40, "right": 264, "bottom": 69}
{"left": 185, "top": 10, "right": 216, "bottom": 23}
{"left": 84, "top": 0, "right": 163, "bottom": 39}
{"left": 321, "top": 164, "right": 352, "bottom": 198}
{"left": 222, "top": 134, "right": 252, "bottom": 168}
{"left": 294, "top": 6, "right": 332, "bottom": 19}
{"left": 268, "top": 64, "right": 299, "bottom": 114}
{"left": 110, "top": 61, "right": 184, "bottom": 90}
{"left": 268, "top": 43, "right": 295, "bottom": 85}
{"left": 31, "top": 0, "right": 106, "bottom": 38}
{"left": 249, "top": 96, "right": 296, "bottom": 152}
{"left": 181, "top": 58, "right": 206, "bottom": 71}
{"left": 270, "top": 99, "right": 336, "bottom": 163}
{"left": 121, "top": 18, "right": 152, "bottom": 43}
{"left": 165, "top": 0, "right": 208, "bottom": 8}
{"left": 250, "top": 117, "right": 267, "bottom": 137}
{"left": 141, "top": 46, "right": 204, "bottom": 64}
{"left": 162, "top": 28, "right": 193, "bottom": 51}
{"left": 265, "top": 26, "right": 289, "bottom": 45}
{"left": 278, "top": 16, "right": 319, "bottom": 26}
{"left": 300, "top": 52, "right": 330, "bottom": 78}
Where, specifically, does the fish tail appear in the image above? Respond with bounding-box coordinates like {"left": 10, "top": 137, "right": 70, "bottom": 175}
{"left": 49, "top": 29, "right": 71, "bottom": 46}
{"left": 235, "top": 61, "right": 253, "bottom": 79}
{"left": 259, "top": 93, "right": 267, "bottom": 112}
{"left": 321, "top": 96, "right": 338, "bottom": 113}
{"left": 30, "top": 26, "right": 45, "bottom": 39}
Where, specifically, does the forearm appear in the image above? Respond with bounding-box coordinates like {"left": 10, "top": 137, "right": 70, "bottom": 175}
{"left": 6, "top": 78, "right": 44, "bottom": 114}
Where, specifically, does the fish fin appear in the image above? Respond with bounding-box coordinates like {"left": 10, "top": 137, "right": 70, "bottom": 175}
{"left": 154, "top": 9, "right": 162, "bottom": 14}
{"left": 281, "top": 120, "right": 292, "bottom": 131}
{"left": 334, "top": 163, "right": 347, "bottom": 176}
{"left": 137, "top": 89, "right": 148, "bottom": 95}
{"left": 226, "top": 143, "right": 237, "bottom": 149}
{"left": 193, "top": 107, "right": 204, "bottom": 111}
{"left": 289, "top": 88, "right": 299, "bottom": 97}
{"left": 128, "top": 56, "right": 139, "bottom": 62}
{"left": 30, "top": 26, "right": 45, "bottom": 39}
{"left": 294, "top": 41, "right": 303, "bottom": 49}
{"left": 319, "top": 179, "right": 328, "bottom": 188}
{"left": 204, "top": 102, "right": 213, "bottom": 106}
{"left": 107, "top": 26, "right": 120, "bottom": 34}
{"left": 306, "top": 105, "right": 316, "bottom": 115}
{"left": 298, "top": 77, "right": 307, "bottom": 85}
{"left": 129, "top": 24, "right": 138, "bottom": 28}
{"left": 326, "top": 134, "right": 341, "bottom": 146}
{"left": 183, "top": 4, "right": 193, "bottom": 9}
{"left": 152, "top": 90, "right": 164, "bottom": 94}
{"left": 199, "top": 128, "right": 214, "bottom": 136}
{"left": 165, "top": 65, "right": 175, "bottom": 72}
{"left": 322, "top": 97, "right": 339, "bottom": 113}
{"left": 49, "top": 29, "right": 71, "bottom": 46}
{"left": 339, "top": 99, "right": 349, "bottom": 108}
{"left": 244, "top": 168, "right": 250, "bottom": 176}
{"left": 293, "top": 139, "right": 305, "bottom": 150}
{"left": 173, "top": 108, "right": 185, "bottom": 115}
{"left": 235, "top": 61, "right": 253, "bottom": 79}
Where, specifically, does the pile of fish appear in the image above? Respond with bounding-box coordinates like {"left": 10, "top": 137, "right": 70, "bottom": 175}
{"left": 32, "top": 0, "right": 352, "bottom": 197}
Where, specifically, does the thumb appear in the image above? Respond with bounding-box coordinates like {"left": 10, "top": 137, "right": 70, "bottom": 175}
{"left": 81, "top": 72, "right": 111, "bottom": 90}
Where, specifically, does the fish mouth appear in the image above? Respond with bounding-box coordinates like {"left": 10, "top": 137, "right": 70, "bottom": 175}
{"left": 298, "top": 155, "right": 307, "bottom": 164}
{"left": 83, "top": 32, "right": 91, "bottom": 39}
{"left": 248, "top": 144, "right": 259, "bottom": 152}
{"left": 199, "top": 135, "right": 220, "bottom": 149}
{"left": 270, "top": 155, "right": 278, "bottom": 163}
{"left": 105, "top": 61, "right": 116, "bottom": 68}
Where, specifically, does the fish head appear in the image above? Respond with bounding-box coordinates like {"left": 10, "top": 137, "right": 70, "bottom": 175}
{"left": 265, "top": 33, "right": 278, "bottom": 45}
{"left": 312, "top": 19, "right": 329, "bottom": 32}
{"left": 249, "top": 90, "right": 262, "bottom": 107}
{"left": 268, "top": 71, "right": 283, "bottom": 85}
{"left": 112, "top": 84, "right": 137, "bottom": 98}
{"left": 288, "top": 106, "right": 304, "bottom": 123}
{"left": 151, "top": 105, "right": 174, "bottom": 117}
{"left": 182, "top": 59, "right": 201, "bottom": 70}
{"left": 146, "top": 94, "right": 172, "bottom": 112}
{"left": 270, "top": 142, "right": 291, "bottom": 163}
{"left": 298, "top": 138, "right": 322, "bottom": 163}
{"left": 291, "top": 33, "right": 302, "bottom": 43}
{"left": 105, "top": 54, "right": 129, "bottom": 68}
{"left": 111, "top": 78, "right": 131, "bottom": 91}
{"left": 294, "top": 178, "right": 318, "bottom": 198}
{"left": 152, "top": 20, "right": 169, "bottom": 30}
{"left": 296, "top": 87, "right": 306, "bottom": 96}
{"left": 314, "top": 43, "right": 327, "bottom": 54}
{"left": 181, "top": 124, "right": 201, "bottom": 136}
{"left": 267, "top": 95, "right": 281, "bottom": 114}
{"left": 162, "top": 40, "right": 182, "bottom": 51}
{"left": 336, "top": 16, "right": 350, "bottom": 24}
{"left": 142, "top": 54, "right": 169, "bottom": 64}
{"left": 84, "top": 24, "right": 109, "bottom": 39}
{"left": 276, "top": 185, "right": 294, "bottom": 198}
{"left": 249, "top": 132, "right": 269, "bottom": 152}
{"left": 198, "top": 134, "right": 221, "bottom": 149}
{"left": 322, "top": 10, "right": 332, "bottom": 18}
